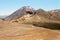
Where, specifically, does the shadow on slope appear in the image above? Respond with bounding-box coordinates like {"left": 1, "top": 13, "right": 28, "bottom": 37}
{"left": 32, "top": 22, "right": 60, "bottom": 30}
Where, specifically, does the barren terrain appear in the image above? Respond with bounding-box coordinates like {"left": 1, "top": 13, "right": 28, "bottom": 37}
{"left": 0, "top": 20, "right": 60, "bottom": 40}
{"left": 0, "top": 6, "right": 60, "bottom": 40}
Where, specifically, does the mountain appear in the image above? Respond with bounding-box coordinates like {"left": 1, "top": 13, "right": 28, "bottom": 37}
{"left": 0, "top": 6, "right": 60, "bottom": 40}
{"left": 35, "top": 9, "right": 50, "bottom": 19}
{"left": 35, "top": 9, "right": 60, "bottom": 21}
{"left": 9, "top": 8, "right": 60, "bottom": 30}
{"left": 4, "top": 6, "right": 35, "bottom": 21}
{"left": 47, "top": 9, "right": 60, "bottom": 21}
{"left": 4, "top": 6, "right": 60, "bottom": 21}
{"left": 3, "top": 6, "right": 60, "bottom": 29}
{"left": 6, "top": 8, "right": 60, "bottom": 23}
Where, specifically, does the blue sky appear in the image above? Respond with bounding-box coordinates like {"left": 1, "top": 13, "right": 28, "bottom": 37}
{"left": 0, "top": 0, "right": 60, "bottom": 16}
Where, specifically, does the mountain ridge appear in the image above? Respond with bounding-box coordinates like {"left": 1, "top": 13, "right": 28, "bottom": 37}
{"left": 4, "top": 6, "right": 60, "bottom": 21}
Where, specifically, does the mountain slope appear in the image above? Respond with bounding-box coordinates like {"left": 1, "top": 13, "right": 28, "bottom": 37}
{"left": 4, "top": 6, "right": 35, "bottom": 21}
{"left": 0, "top": 7, "right": 60, "bottom": 40}
{"left": 47, "top": 9, "right": 60, "bottom": 21}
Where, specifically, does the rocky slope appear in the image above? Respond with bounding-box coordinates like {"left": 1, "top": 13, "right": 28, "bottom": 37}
{"left": 4, "top": 6, "right": 60, "bottom": 22}
{"left": 10, "top": 8, "right": 60, "bottom": 30}
{"left": 47, "top": 9, "right": 60, "bottom": 21}
{"left": 4, "top": 6, "right": 35, "bottom": 21}
{"left": 0, "top": 6, "right": 60, "bottom": 40}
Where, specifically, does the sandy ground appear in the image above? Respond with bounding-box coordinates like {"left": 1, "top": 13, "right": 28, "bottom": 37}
{"left": 0, "top": 21, "right": 60, "bottom": 40}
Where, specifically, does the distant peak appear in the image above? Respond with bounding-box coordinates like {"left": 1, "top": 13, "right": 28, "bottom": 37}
{"left": 4, "top": 6, "right": 35, "bottom": 21}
